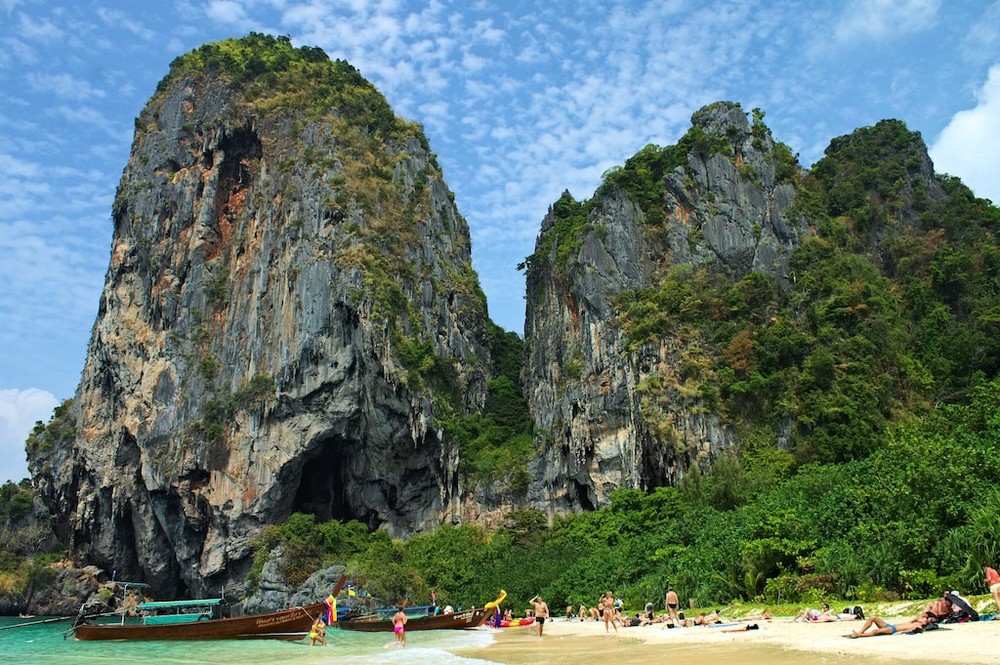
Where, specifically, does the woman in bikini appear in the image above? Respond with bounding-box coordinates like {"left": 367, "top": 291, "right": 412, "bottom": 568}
{"left": 601, "top": 592, "right": 619, "bottom": 634}
{"left": 392, "top": 607, "right": 407, "bottom": 647}
{"left": 851, "top": 613, "right": 928, "bottom": 637}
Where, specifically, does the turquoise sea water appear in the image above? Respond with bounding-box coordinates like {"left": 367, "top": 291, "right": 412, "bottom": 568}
{"left": 0, "top": 616, "right": 496, "bottom": 664}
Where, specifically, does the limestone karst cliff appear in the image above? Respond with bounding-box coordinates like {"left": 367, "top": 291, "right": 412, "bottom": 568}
{"left": 519, "top": 102, "right": 963, "bottom": 513}
{"left": 522, "top": 102, "right": 807, "bottom": 511}
{"left": 29, "top": 35, "right": 493, "bottom": 598}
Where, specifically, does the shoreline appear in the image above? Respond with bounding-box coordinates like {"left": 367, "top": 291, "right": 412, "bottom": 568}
{"left": 455, "top": 615, "right": 1000, "bottom": 665}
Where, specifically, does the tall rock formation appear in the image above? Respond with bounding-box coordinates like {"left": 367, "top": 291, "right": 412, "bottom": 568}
{"left": 29, "top": 35, "right": 492, "bottom": 598}
{"left": 523, "top": 102, "right": 807, "bottom": 512}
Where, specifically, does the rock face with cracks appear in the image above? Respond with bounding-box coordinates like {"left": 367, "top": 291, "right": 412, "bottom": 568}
{"left": 522, "top": 102, "right": 809, "bottom": 513}
{"left": 30, "top": 36, "right": 492, "bottom": 599}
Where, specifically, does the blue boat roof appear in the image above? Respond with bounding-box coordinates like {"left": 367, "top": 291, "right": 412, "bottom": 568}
{"left": 137, "top": 598, "right": 224, "bottom": 610}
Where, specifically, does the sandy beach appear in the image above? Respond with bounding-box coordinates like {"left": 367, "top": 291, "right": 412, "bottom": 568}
{"left": 456, "top": 615, "right": 1000, "bottom": 665}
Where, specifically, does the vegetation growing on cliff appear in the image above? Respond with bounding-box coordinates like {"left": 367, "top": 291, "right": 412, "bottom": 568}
{"left": 159, "top": 33, "right": 409, "bottom": 140}
{"left": 0, "top": 480, "right": 61, "bottom": 599}
{"left": 609, "top": 117, "right": 1000, "bottom": 465}
{"left": 442, "top": 323, "right": 534, "bottom": 492}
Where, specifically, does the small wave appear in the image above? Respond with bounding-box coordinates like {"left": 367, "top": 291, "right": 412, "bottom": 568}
{"left": 322, "top": 630, "right": 495, "bottom": 664}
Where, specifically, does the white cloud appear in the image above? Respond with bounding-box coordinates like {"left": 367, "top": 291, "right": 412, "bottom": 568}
{"left": 0, "top": 35, "right": 38, "bottom": 68}
{"left": 0, "top": 388, "right": 59, "bottom": 484}
{"left": 930, "top": 64, "right": 1000, "bottom": 203}
{"left": 16, "top": 12, "right": 65, "bottom": 42}
{"left": 27, "top": 72, "right": 106, "bottom": 100}
{"left": 834, "top": 0, "right": 940, "bottom": 42}
{"left": 95, "top": 8, "right": 155, "bottom": 41}
{"left": 51, "top": 104, "right": 121, "bottom": 139}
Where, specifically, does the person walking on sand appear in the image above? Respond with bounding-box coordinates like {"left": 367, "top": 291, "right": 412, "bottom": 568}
{"left": 529, "top": 595, "right": 549, "bottom": 637}
{"left": 392, "top": 607, "right": 407, "bottom": 647}
{"left": 851, "top": 613, "right": 928, "bottom": 638}
{"left": 664, "top": 586, "right": 680, "bottom": 625}
{"left": 985, "top": 564, "right": 1000, "bottom": 612}
{"left": 601, "top": 592, "right": 619, "bottom": 634}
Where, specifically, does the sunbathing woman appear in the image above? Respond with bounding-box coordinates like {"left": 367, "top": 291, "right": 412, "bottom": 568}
{"left": 851, "top": 613, "right": 928, "bottom": 638}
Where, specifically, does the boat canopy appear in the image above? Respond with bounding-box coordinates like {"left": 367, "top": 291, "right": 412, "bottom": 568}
{"left": 137, "top": 598, "right": 224, "bottom": 611}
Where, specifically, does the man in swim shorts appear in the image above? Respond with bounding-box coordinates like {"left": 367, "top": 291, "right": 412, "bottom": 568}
{"left": 529, "top": 595, "right": 549, "bottom": 637}
{"left": 851, "top": 613, "right": 928, "bottom": 637}
{"left": 664, "top": 586, "right": 680, "bottom": 625}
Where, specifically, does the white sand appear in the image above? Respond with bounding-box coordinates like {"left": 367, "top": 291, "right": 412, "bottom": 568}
{"left": 457, "top": 615, "right": 1000, "bottom": 665}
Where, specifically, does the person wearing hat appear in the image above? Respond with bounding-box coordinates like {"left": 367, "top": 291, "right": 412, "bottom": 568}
{"left": 529, "top": 594, "right": 549, "bottom": 637}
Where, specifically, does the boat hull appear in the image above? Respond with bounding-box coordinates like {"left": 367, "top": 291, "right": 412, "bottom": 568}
{"left": 74, "top": 601, "right": 327, "bottom": 641}
{"left": 339, "top": 607, "right": 489, "bottom": 632}
{"left": 74, "top": 575, "right": 346, "bottom": 641}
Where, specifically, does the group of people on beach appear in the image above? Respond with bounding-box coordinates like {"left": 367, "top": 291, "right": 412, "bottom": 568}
{"left": 310, "top": 563, "right": 1000, "bottom": 647}
{"left": 533, "top": 562, "right": 1000, "bottom": 641}
{"left": 847, "top": 564, "right": 1000, "bottom": 638}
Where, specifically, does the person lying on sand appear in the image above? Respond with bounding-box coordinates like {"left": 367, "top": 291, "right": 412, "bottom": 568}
{"left": 793, "top": 603, "right": 839, "bottom": 622}
{"left": 694, "top": 611, "right": 722, "bottom": 625}
{"left": 736, "top": 612, "right": 772, "bottom": 622}
{"left": 850, "top": 613, "right": 929, "bottom": 638}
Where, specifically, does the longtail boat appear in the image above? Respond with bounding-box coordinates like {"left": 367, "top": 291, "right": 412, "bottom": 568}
{"left": 339, "top": 589, "right": 505, "bottom": 632}
{"left": 73, "top": 575, "right": 346, "bottom": 641}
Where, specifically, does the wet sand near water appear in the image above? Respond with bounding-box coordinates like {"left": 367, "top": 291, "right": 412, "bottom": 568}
{"left": 454, "top": 617, "right": 1000, "bottom": 665}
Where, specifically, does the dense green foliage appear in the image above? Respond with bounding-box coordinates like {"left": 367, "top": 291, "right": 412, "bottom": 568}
{"left": 160, "top": 33, "right": 404, "bottom": 138}
{"left": 610, "top": 117, "right": 1000, "bottom": 466}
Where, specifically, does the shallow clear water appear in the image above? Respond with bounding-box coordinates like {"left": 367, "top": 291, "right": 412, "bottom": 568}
{"left": 0, "top": 616, "right": 496, "bottom": 664}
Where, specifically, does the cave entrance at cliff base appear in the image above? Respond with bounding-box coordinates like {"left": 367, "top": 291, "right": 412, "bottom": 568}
{"left": 290, "top": 435, "right": 355, "bottom": 523}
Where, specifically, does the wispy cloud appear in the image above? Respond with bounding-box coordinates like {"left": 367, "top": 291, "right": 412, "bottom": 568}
{"left": 27, "top": 72, "right": 106, "bottom": 100}
{"left": 834, "top": 0, "right": 940, "bottom": 43}
{"left": 0, "top": 35, "right": 38, "bottom": 68}
{"left": 930, "top": 63, "right": 1000, "bottom": 203}
{"left": 16, "top": 11, "right": 64, "bottom": 42}
{"left": 95, "top": 8, "right": 155, "bottom": 41}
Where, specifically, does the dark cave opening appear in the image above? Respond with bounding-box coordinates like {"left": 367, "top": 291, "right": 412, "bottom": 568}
{"left": 574, "top": 480, "right": 596, "bottom": 511}
{"left": 290, "top": 435, "right": 355, "bottom": 524}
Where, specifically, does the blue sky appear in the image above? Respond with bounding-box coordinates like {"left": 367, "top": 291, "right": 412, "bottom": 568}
{"left": 1, "top": 0, "right": 999, "bottom": 484}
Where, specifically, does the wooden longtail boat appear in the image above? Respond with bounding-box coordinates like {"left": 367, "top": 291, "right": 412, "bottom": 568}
{"left": 73, "top": 576, "right": 346, "bottom": 641}
{"left": 339, "top": 589, "right": 506, "bottom": 632}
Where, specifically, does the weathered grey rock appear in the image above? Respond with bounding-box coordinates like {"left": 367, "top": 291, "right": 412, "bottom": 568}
{"left": 523, "top": 102, "right": 807, "bottom": 512}
{"left": 25, "top": 564, "right": 103, "bottom": 616}
{"left": 241, "top": 560, "right": 346, "bottom": 614}
{"left": 30, "top": 44, "right": 492, "bottom": 599}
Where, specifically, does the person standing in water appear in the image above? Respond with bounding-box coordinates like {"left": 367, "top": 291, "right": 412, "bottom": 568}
{"left": 308, "top": 617, "right": 326, "bottom": 646}
{"left": 392, "top": 607, "right": 407, "bottom": 647}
